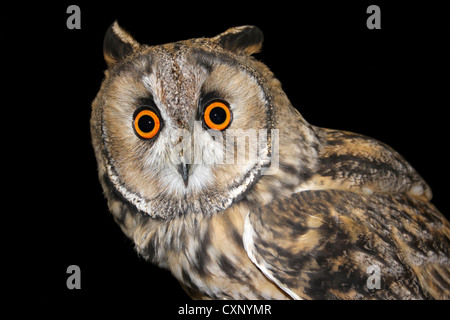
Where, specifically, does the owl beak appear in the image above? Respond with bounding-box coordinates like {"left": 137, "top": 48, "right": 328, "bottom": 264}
{"left": 177, "top": 163, "right": 190, "bottom": 187}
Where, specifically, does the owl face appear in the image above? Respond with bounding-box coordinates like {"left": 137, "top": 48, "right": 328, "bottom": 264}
{"left": 92, "top": 23, "right": 277, "bottom": 218}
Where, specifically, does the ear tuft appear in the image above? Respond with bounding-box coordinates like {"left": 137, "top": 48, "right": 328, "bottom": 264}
{"left": 103, "top": 21, "right": 140, "bottom": 68}
{"left": 214, "top": 25, "right": 264, "bottom": 55}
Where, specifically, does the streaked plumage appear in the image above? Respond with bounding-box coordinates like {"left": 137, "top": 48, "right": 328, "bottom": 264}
{"left": 91, "top": 22, "right": 450, "bottom": 299}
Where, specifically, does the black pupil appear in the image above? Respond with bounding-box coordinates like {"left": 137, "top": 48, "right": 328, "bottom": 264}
{"left": 209, "top": 107, "right": 227, "bottom": 124}
{"left": 138, "top": 115, "right": 155, "bottom": 133}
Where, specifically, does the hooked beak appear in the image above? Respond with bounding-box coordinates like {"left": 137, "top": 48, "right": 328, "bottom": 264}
{"left": 175, "top": 137, "right": 191, "bottom": 187}
{"left": 177, "top": 162, "right": 190, "bottom": 187}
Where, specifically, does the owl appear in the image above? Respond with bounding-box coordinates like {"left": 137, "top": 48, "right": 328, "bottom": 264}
{"left": 91, "top": 22, "right": 450, "bottom": 300}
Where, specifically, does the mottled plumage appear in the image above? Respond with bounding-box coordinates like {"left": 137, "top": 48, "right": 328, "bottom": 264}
{"left": 91, "top": 22, "right": 450, "bottom": 299}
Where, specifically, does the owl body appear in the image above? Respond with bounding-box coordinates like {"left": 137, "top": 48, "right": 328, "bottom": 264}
{"left": 91, "top": 23, "right": 450, "bottom": 299}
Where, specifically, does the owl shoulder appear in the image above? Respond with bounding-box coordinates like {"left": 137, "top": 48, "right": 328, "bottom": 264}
{"left": 299, "top": 127, "right": 432, "bottom": 201}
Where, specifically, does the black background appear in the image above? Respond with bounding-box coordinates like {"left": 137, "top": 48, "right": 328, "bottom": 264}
{"left": 4, "top": 0, "right": 449, "bottom": 310}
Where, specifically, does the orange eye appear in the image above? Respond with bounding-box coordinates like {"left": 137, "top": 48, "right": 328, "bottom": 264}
{"left": 133, "top": 107, "right": 161, "bottom": 139}
{"left": 203, "top": 100, "right": 232, "bottom": 131}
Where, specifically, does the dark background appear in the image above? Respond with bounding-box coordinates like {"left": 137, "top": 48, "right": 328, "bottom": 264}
{"left": 4, "top": 0, "right": 449, "bottom": 307}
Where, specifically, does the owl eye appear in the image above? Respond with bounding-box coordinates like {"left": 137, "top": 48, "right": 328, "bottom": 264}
{"left": 203, "top": 100, "right": 232, "bottom": 131}
{"left": 133, "top": 107, "right": 161, "bottom": 139}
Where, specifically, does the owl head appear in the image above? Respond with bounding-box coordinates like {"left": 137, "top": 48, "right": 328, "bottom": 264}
{"left": 91, "top": 22, "right": 314, "bottom": 219}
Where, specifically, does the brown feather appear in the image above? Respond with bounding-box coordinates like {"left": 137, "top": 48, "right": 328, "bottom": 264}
{"left": 246, "top": 189, "right": 450, "bottom": 299}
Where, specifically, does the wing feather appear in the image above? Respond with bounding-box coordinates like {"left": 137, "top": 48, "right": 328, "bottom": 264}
{"left": 303, "top": 128, "right": 433, "bottom": 201}
{"left": 243, "top": 189, "right": 450, "bottom": 299}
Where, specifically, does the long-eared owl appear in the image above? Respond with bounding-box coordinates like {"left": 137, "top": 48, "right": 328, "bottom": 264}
{"left": 91, "top": 22, "right": 450, "bottom": 299}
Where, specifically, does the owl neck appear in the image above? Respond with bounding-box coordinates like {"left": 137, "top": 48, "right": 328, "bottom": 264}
{"left": 129, "top": 201, "right": 289, "bottom": 299}
{"left": 245, "top": 107, "right": 321, "bottom": 207}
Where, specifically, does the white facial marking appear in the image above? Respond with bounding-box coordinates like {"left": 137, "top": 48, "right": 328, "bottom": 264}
{"left": 243, "top": 214, "right": 303, "bottom": 300}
